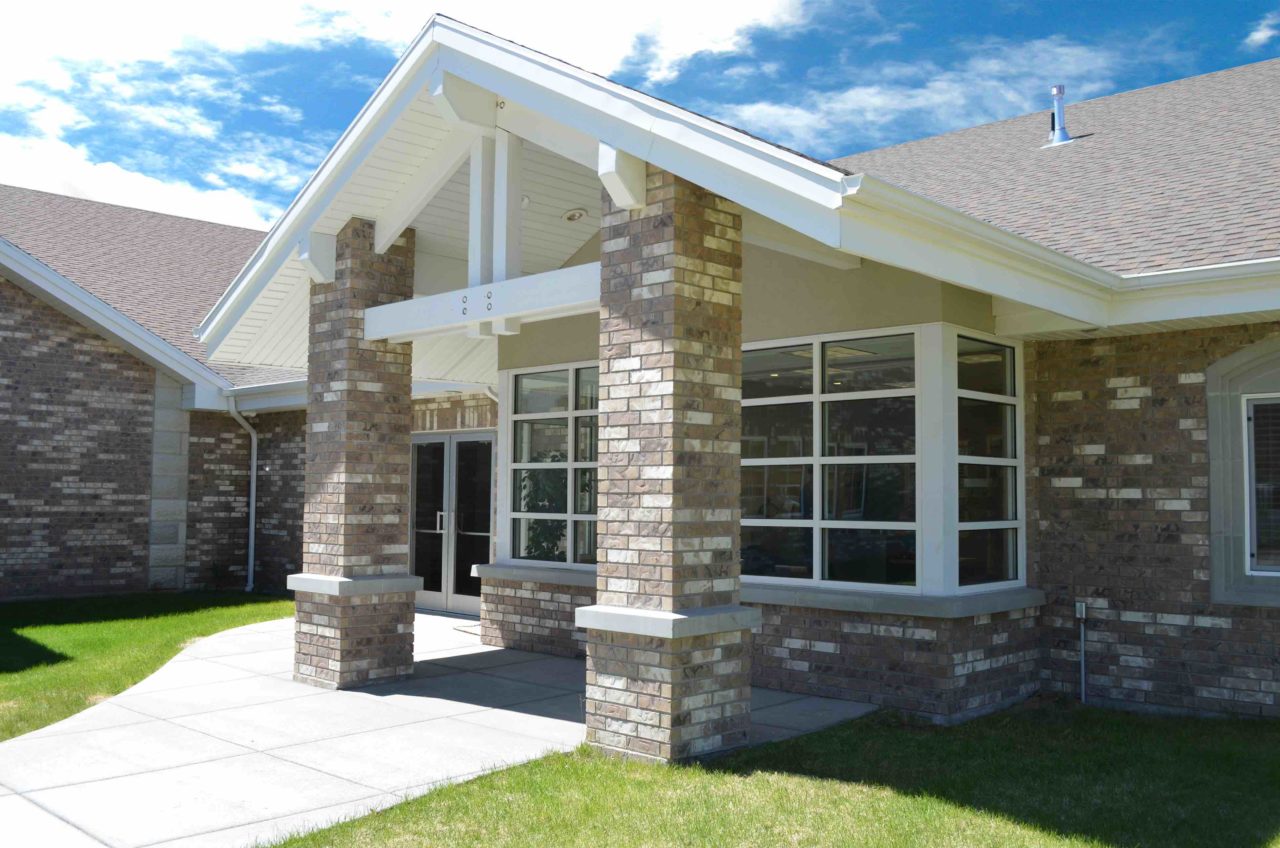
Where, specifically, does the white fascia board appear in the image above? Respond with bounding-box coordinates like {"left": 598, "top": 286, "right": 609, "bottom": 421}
{"left": 366, "top": 261, "right": 600, "bottom": 343}
{"left": 839, "top": 175, "right": 1115, "bottom": 326}
{"left": 195, "top": 24, "right": 446, "bottom": 356}
{"left": 1110, "top": 265, "right": 1280, "bottom": 325}
{"left": 0, "top": 237, "right": 231, "bottom": 407}
{"left": 225, "top": 378, "right": 308, "bottom": 413}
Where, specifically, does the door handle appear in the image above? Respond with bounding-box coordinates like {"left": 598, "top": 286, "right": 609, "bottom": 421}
{"left": 436, "top": 511, "right": 446, "bottom": 533}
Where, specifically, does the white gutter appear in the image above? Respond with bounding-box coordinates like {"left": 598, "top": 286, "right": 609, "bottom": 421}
{"left": 227, "top": 398, "right": 258, "bottom": 593}
{"left": 1118, "top": 256, "right": 1280, "bottom": 290}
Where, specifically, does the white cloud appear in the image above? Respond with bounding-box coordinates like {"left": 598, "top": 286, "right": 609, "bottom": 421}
{"left": 0, "top": 0, "right": 806, "bottom": 224}
{"left": 0, "top": 133, "right": 277, "bottom": 228}
{"left": 719, "top": 35, "right": 1169, "bottom": 155}
{"left": 1244, "top": 11, "right": 1280, "bottom": 49}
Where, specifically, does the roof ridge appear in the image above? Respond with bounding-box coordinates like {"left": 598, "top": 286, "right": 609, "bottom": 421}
{"left": 0, "top": 182, "right": 267, "bottom": 235}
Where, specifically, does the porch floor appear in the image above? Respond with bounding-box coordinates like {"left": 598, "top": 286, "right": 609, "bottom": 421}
{"left": 0, "top": 611, "right": 875, "bottom": 848}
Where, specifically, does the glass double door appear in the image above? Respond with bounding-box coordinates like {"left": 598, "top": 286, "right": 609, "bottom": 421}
{"left": 412, "top": 432, "right": 494, "bottom": 615}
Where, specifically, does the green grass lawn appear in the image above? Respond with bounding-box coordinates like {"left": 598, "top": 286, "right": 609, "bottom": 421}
{"left": 277, "top": 698, "right": 1280, "bottom": 848}
{"left": 0, "top": 591, "right": 293, "bottom": 740}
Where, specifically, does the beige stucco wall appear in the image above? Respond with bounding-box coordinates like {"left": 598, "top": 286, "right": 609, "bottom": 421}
{"left": 741, "top": 244, "right": 993, "bottom": 342}
{"left": 499, "top": 243, "right": 994, "bottom": 371}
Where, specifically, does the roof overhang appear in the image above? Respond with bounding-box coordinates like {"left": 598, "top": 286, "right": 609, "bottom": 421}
{"left": 1, "top": 236, "right": 232, "bottom": 410}
{"left": 196, "top": 15, "right": 1276, "bottom": 363}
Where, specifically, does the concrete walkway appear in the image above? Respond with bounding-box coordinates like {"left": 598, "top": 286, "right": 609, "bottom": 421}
{"left": 0, "top": 612, "right": 875, "bottom": 847}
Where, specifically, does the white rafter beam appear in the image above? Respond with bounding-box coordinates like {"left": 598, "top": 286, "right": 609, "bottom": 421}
{"left": 296, "top": 231, "right": 336, "bottom": 283}
{"left": 374, "top": 126, "right": 478, "bottom": 255}
{"left": 429, "top": 70, "right": 497, "bottom": 132}
{"left": 598, "top": 142, "right": 645, "bottom": 210}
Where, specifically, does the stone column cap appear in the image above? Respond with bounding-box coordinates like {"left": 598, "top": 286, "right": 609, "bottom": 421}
{"left": 287, "top": 572, "right": 423, "bottom": 597}
{"left": 575, "top": 603, "right": 761, "bottom": 639}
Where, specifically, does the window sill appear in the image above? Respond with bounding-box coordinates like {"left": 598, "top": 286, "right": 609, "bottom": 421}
{"left": 473, "top": 560, "right": 597, "bottom": 588}
{"left": 741, "top": 581, "right": 1045, "bottom": 619}
{"left": 474, "top": 561, "right": 1045, "bottom": 618}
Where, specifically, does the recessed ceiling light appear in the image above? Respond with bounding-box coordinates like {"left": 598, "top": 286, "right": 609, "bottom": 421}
{"left": 562, "top": 207, "right": 587, "bottom": 223}
{"left": 769, "top": 373, "right": 780, "bottom": 378}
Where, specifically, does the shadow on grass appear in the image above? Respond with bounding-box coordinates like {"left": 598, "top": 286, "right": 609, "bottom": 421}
{"left": 714, "top": 697, "right": 1280, "bottom": 848}
{"left": 0, "top": 591, "right": 287, "bottom": 674}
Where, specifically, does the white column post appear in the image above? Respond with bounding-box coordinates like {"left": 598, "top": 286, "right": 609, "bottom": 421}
{"left": 493, "top": 128, "right": 523, "bottom": 283}
{"left": 468, "top": 135, "right": 495, "bottom": 287}
{"left": 916, "top": 322, "right": 959, "bottom": 595}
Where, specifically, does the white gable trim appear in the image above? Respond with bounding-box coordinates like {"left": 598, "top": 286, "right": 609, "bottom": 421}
{"left": 0, "top": 237, "right": 232, "bottom": 409}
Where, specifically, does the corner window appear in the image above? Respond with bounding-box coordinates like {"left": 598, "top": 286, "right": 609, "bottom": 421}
{"left": 1247, "top": 398, "right": 1280, "bottom": 574}
{"left": 743, "top": 325, "right": 1023, "bottom": 594}
{"left": 742, "top": 333, "right": 918, "bottom": 587}
{"left": 507, "top": 365, "right": 598, "bottom": 564}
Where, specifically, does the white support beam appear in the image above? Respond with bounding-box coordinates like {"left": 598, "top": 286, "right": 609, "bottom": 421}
{"left": 496, "top": 99, "right": 596, "bottom": 170}
{"left": 374, "top": 126, "right": 477, "bottom": 255}
{"left": 366, "top": 262, "right": 601, "bottom": 343}
{"left": 468, "top": 135, "right": 495, "bottom": 287}
{"left": 493, "top": 128, "right": 523, "bottom": 282}
{"left": 598, "top": 142, "right": 646, "bottom": 211}
{"left": 296, "top": 232, "right": 336, "bottom": 283}
{"left": 429, "top": 70, "right": 497, "bottom": 132}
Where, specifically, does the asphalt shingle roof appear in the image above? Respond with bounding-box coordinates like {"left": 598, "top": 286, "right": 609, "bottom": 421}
{"left": 831, "top": 58, "right": 1280, "bottom": 276}
{"left": 0, "top": 184, "right": 302, "bottom": 387}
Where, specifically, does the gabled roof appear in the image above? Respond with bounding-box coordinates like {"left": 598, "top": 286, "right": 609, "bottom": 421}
{"left": 0, "top": 184, "right": 302, "bottom": 386}
{"left": 832, "top": 58, "right": 1280, "bottom": 277}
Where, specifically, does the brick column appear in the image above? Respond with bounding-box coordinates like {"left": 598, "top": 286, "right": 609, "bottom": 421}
{"left": 575, "top": 167, "right": 760, "bottom": 762}
{"left": 287, "top": 218, "right": 421, "bottom": 689}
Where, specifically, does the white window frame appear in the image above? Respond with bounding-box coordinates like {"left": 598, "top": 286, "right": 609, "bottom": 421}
{"left": 952, "top": 326, "right": 1026, "bottom": 595}
{"left": 496, "top": 360, "right": 599, "bottom": 569}
{"left": 1242, "top": 392, "right": 1280, "bottom": 577}
{"left": 741, "top": 322, "right": 1025, "bottom": 596}
{"left": 495, "top": 324, "right": 1025, "bottom": 596}
{"left": 742, "top": 325, "right": 922, "bottom": 595}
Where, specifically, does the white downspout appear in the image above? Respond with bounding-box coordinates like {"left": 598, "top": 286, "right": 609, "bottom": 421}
{"left": 227, "top": 398, "right": 258, "bottom": 593}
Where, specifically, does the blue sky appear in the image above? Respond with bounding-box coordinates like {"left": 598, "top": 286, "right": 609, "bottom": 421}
{"left": 2, "top": 1, "right": 1277, "bottom": 229}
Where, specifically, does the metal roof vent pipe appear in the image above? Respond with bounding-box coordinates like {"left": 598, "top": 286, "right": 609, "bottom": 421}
{"left": 1045, "top": 83, "right": 1072, "bottom": 146}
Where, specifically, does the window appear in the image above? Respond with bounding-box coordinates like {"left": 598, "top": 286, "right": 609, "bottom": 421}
{"left": 1247, "top": 397, "right": 1280, "bottom": 574}
{"left": 742, "top": 325, "right": 1024, "bottom": 594}
{"left": 742, "top": 333, "right": 918, "bottom": 587}
{"left": 497, "top": 325, "right": 1024, "bottom": 596}
{"left": 1207, "top": 336, "right": 1280, "bottom": 607}
{"left": 506, "top": 364, "right": 598, "bottom": 564}
{"left": 956, "top": 336, "right": 1020, "bottom": 586}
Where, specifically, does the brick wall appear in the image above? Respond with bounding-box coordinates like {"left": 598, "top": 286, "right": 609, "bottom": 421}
{"left": 481, "top": 578, "right": 594, "bottom": 657}
{"left": 0, "top": 277, "right": 154, "bottom": 599}
{"left": 481, "top": 576, "right": 1039, "bottom": 722}
{"left": 749, "top": 604, "right": 1041, "bottom": 721}
{"left": 411, "top": 393, "right": 496, "bottom": 432}
{"left": 252, "top": 410, "right": 306, "bottom": 591}
{"left": 185, "top": 411, "right": 249, "bottom": 589}
{"left": 1028, "top": 323, "right": 1280, "bottom": 717}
